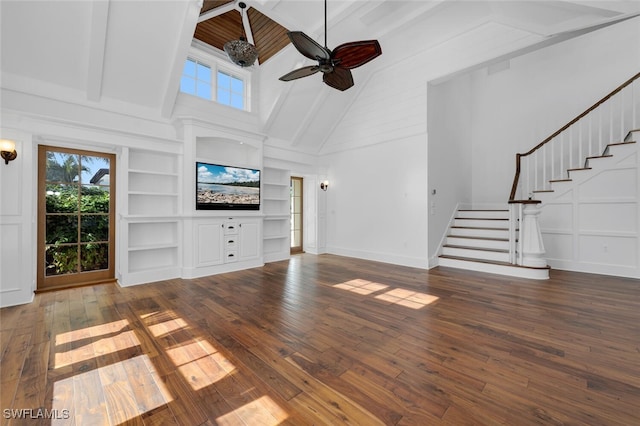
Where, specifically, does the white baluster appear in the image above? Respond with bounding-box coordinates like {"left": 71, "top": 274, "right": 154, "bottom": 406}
{"left": 598, "top": 105, "right": 603, "bottom": 154}
{"left": 578, "top": 119, "right": 583, "bottom": 167}
{"left": 560, "top": 132, "right": 564, "bottom": 178}
{"left": 620, "top": 89, "right": 624, "bottom": 141}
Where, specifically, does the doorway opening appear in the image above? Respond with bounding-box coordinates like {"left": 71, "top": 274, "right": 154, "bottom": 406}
{"left": 37, "top": 146, "right": 116, "bottom": 292}
{"left": 290, "top": 176, "right": 303, "bottom": 254}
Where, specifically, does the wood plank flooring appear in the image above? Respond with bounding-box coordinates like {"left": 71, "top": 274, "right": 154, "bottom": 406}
{"left": 1, "top": 254, "right": 639, "bottom": 425}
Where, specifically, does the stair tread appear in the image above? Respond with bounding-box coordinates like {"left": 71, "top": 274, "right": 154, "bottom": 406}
{"left": 586, "top": 154, "right": 613, "bottom": 160}
{"left": 447, "top": 235, "right": 509, "bottom": 242}
{"left": 451, "top": 226, "right": 511, "bottom": 231}
{"left": 567, "top": 167, "right": 592, "bottom": 171}
{"left": 608, "top": 140, "right": 636, "bottom": 147}
{"left": 458, "top": 209, "right": 508, "bottom": 212}
{"left": 533, "top": 189, "right": 554, "bottom": 193}
{"left": 443, "top": 244, "right": 509, "bottom": 253}
{"left": 455, "top": 217, "right": 508, "bottom": 220}
{"left": 549, "top": 179, "right": 572, "bottom": 183}
{"left": 439, "top": 255, "right": 550, "bottom": 270}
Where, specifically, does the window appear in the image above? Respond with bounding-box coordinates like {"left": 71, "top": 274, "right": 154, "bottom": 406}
{"left": 180, "top": 57, "right": 247, "bottom": 111}
{"left": 217, "top": 71, "right": 245, "bottom": 110}
{"left": 180, "top": 58, "right": 212, "bottom": 100}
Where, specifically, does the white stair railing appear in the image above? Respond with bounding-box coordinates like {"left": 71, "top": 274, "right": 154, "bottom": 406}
{"left": 507, "top": 72, "right": 640, "bottom": 267}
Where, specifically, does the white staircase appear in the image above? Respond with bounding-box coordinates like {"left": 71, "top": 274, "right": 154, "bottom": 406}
{"left": 438, "top": 209, "right": 550, "bottom": 279}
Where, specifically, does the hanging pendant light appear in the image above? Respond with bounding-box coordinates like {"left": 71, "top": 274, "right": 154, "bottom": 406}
{"left": 223, "top": 2, "right": 259, "bottom": 67}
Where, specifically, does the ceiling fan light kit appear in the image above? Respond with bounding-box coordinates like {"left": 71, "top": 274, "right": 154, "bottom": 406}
{"left": 279, "top": 0, "right": 382, "bottom": 91}
{"left": 224, "top": 2, "right": 259, "bottom": 67}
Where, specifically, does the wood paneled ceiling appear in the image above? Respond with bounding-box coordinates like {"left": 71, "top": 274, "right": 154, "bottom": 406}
{"left": 195, "top": 0, "right": 291, "bottom": 65}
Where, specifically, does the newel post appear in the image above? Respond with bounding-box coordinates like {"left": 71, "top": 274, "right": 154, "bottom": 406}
{"left": 520, "top": 202, "right": 547, "bottom": 268}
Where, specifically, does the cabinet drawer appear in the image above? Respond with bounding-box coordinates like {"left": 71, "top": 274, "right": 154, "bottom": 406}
{"left": 225, "top": 251, "right": 238, "bottom": 262}
{"left": 224, "top": 222, "right": 239, "bottom": 235}
{"left": 224, "top": 237, "right": 238, "bottom": 250}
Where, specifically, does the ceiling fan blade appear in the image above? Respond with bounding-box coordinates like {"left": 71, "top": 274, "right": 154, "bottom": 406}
{"left": 331, "top": 40, "right": 382, "bottom": 69}
{"left": 287, "top": 31, "right": 330, "bottom": 61}
{"left": 279, "top": 66, "right": 320, "bottom": 82}
{"left": 323, "top": 67, "right": 354, "bottom": 91}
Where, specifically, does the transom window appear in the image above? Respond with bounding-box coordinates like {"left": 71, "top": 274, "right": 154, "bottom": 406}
{"left": 180, "top": 58, "right": 247, "bottom": 111}
{"left": 181, "top": 58, "right": 212, "bottom": 101}
{"left": 217, "top": 71, "right": 244, "bottom": 110}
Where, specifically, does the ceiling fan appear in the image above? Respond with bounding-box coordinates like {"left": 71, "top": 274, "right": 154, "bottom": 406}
{"left": 279, "top": 0, "right": 382, "bottom": 91}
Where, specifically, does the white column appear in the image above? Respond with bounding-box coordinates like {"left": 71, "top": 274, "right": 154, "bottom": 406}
{"left": 520, "top": 203, "right": 547, "bottom": 268}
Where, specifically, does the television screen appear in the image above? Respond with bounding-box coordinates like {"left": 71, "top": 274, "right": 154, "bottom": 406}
{"left": 196, "top": 162, "right": 260, "bottom": 210}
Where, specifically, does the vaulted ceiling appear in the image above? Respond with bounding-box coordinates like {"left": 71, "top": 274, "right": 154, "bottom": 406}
{"left": 195, "top": 0, "right": 291, "bottom": 65}
{"left": 1, "top": 1, "right": 639, "bottom": 155}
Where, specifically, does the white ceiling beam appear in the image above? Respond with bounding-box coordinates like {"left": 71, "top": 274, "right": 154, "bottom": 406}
{"left": 161, "top": 0, "right": 203, "bottom": 118}
{"left": 86, "top": 0, "right": 110, "bottom": 102}
{"left": 198, "top": 2, "right": 236, "bottom": 23}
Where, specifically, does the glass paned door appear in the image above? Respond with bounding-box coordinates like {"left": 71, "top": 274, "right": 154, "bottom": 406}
{"left": 290, "top": 177, "right": 303, "bottom": 253}
{"left": 37, "top": 146, "right": 116, "bottom": 291}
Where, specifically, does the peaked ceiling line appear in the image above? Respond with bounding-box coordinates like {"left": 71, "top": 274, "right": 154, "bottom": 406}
{"left": 290, "top": 89, "right": 330, "bottom": 147}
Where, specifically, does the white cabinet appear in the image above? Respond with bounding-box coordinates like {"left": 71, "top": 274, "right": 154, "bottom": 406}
{"left": 238, "top": 220, "right": 260, "bottom": 261}
{"left": 262, "top": 167, "right": 290, "bottom": 262}
{"left": 196, "top": 222, "right": 224, "bottom": 266}
{"left": 186, "top": 216, "right": 261, "bottom": 278}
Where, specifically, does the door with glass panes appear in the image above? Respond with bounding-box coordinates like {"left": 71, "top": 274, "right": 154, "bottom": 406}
{"left": 37, "top": 146, "right": 116, "bottom": 291}
{"left": 290, "top": 176, "right": 303, "bottom": 253}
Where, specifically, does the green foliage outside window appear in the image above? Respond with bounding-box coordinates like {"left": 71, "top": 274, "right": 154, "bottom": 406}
{"left": 45, "top": 184, "right": 110, "bottom": 275}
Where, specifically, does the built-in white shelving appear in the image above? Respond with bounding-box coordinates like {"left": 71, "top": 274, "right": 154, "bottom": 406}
{"left": 263, "top": 167, "right": 290, "bottom": 263}
{"left": 121, "top": 148, "right": 181, "bottom": 286}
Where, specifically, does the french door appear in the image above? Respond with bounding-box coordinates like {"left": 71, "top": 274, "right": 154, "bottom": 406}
{"left": 37, "top": 146, "right": 116, "bottom": 291}
{"left": 290, "top": 176, "right": 303, "bottom": 253}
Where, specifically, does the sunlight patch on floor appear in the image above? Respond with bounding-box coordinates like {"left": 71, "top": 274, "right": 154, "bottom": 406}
{"left": 216, "top": 395, "right": 288, "bottom": 426}
{"left": 333, "top": 279, "right": 389, "bottom": 295}
{"left": 55, "top": 319, "right": 138, "bottom": 368}
{"left": 375, "top": 288, "right": 439, "bottom": 309}
{"left": 332, "top": 279, "right": 438, "bottom": 309}
{"left": 52, "top": 355, "right": 172, "bottom": 424}
{"left": 144, "top": 310, "right": 237, "bottom": 391}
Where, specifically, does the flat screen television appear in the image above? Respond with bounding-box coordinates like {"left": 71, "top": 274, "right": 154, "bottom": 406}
{"left": 196, "top": 162, "right": 260, "bottom": 210}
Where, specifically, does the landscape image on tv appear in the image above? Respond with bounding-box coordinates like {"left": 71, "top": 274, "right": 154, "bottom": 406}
{"left": 196, "top": 162, "right": 260, "bottom": 210}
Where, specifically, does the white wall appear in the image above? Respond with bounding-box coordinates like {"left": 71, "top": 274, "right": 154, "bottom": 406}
{"left": 466, "top": 17, "right": 640, "bottom": 204}
{"left": 321, "top": 134, "right": 429, "bottom": 269}
{"left": 427, "top": 76, "right": 474, "bottom": 264}
{"left": 538, "top": 138, "right": 639, "bottom": 278}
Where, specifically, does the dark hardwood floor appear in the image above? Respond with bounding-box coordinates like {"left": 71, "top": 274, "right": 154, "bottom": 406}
{"left": 1, "top": 254, "right": 639, "bottom": 425}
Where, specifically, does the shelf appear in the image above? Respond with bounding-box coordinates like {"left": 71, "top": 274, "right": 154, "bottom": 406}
{"left": 123, "top": 215, "right": 181, "bottom": 220}
{"left": 264, "top": 215, "right": 289, "bottom": 220}
{"left": 263, "top": 234, "right": 288, "bottom": 240}
{"left": 263, "top": 181, "right": 289, "bottom": 187}
{"left": 128, "top": 243, "right": 179, "bottom": 252}
{"left": 128, "top": 191, "right": 178, "bottom": 197}
{"left": 129, "top": 169, "right": 179, "bottom": 177}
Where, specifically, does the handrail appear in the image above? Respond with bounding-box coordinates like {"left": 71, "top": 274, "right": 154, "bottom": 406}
{"left": 509, "top": 71, "right": 640, "bottom": 201}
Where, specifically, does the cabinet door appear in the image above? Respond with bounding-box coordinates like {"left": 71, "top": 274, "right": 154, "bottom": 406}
{"left": 238, "top": 221, "right": 260, "bottom": 261}
{"left": 197, "top": 222, "right": 224, "bottom": 266}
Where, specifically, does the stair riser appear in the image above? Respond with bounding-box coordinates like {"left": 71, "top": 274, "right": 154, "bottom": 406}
{"left": 446, "top": 237, "right": 509, "bottom": 250}
{"left": 456, "top": 210, "right": 509, "bottom": 219}
{"left": 449, "top": 227, "right": 510, "bottom": 239}
{"left": 453, "top": 218, "right": 509, "bottom": 228}
{"left": 438, "top": 257, "right": 549, "bottom": 279}
{"left": 441, "top": 246, "right": 510, "bottom": 262}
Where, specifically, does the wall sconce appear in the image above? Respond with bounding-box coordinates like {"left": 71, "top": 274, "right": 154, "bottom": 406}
{"left": 0, "top": 139, "right": 17, "bottom": 165}
{"left": 320, "top": 180, "right": 329, "bottom": 191}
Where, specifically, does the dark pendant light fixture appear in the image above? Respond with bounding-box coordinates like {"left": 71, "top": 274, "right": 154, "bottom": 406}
{"left": 223, "top": 2, "right": 259, "bottom": 67}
